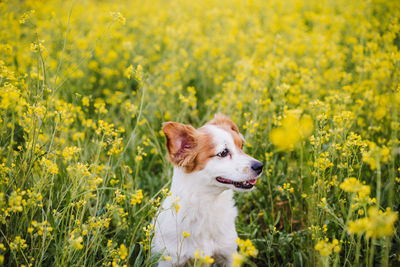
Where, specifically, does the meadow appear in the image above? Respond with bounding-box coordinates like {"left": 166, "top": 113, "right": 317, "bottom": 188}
{"left": 0, "top": 0, "right": 399, "bottom": 266}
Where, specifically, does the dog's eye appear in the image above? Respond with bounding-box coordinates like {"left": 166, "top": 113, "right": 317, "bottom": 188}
{"left": 217, "top": 148, "right": 229, "bottom": 158}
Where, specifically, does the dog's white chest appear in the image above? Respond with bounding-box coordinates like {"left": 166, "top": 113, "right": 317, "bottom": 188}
{"left": 152, "top": 189, "right": 238, "bottom": 265}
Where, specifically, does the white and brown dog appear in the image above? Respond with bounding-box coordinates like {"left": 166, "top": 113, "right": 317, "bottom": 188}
{"left": 152, "top": 114, "right": 263, "bottom": 266}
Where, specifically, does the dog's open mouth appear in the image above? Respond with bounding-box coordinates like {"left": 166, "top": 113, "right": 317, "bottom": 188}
{"left": 216, "top": 177, "right": 257, "bottom": 189}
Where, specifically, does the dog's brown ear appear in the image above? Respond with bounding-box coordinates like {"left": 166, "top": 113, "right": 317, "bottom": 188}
{"left": 162, "top": 122, "right": 198, "bottom": 167}
{"left": 208, "top": 113, "right": 240, "bottom": 134}
{"left": 208, "top": 113, "right": 244, "bottom": 149}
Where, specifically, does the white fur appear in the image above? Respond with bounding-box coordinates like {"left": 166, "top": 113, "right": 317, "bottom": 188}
{"left": 152, "top": 125, "right": 261, "bottom": 266}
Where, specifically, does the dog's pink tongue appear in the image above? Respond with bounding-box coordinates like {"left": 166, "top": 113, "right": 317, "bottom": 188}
{"left": 248, "top": 179, "right": 257, "bottom": 185}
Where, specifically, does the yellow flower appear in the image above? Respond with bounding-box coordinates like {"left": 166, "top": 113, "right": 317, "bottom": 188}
{"left": 118, "top": 244, "right": 128, "bottom": 260}
{"left": 204, "top": 255, "right": 214, "bottom": 264}
{"left": 194, "top": 249, "right": 200, "bottom": 259}
{"left": 162, "top": 255, "right": 171, "bottom": 261}
{"left": 362, "top": 142, "right": 391, "bottom": 170}
{"left": 182, "top": 231, "right": 191, "bottom": 238}
{"left": 175, "top": 204, "right": 181, "bottom": 213}
{"left": 10, "top": 236, "right": 28, "bottom": 250}
{"left": 82, "top": 96, "right": 90, "bottom": 106}
{"left": 314, "top": 238, "right": 341, "bottom": 256}
{"left": 69, "top": 236, "right": 84, "bottom": 250}
{"left": 134, "top": 65, "right": 143, "bottom": 82}
{"left": 0, "top": 84, "right": 21, "bottom": 110}
{"left": 348, "top": 207, "right": 398, "bottom": 238}
{"left": 110, "top": 12, "right": 126, "bottom": 25}
{"left": 130, "top": 189, "right": 143, "bottom": 205}
{"left": 161, "top": 188, "right": 171, "bottom": 197}
{"left": 171, "top": 197, "right": 181, "bottom": 213}
{"left": 339, "top": 177, "right": 370, "bottom": 199}
{"left": 348, "top": 218, "right": 368, "bottom": 235}
{"left": 270, "top": 112, "right": 313, "bottom": 151}
{"left": 232, "top": 252, "right": 244, "bottom": 267}
{"left": 235, "top": 238, "right": 258, "bottom": 257}
{"left": 124, "top": 65, "right": 133, "bottom": 79}
{"left": 19, "top": 10, "right": 35, "bottom": 24}
{"left": 194, "top": 250, "right": 214, "bottom": 264}
{"left": 107, "top": 137, "right": 124, "bottom": 155}
{"left": 140, "top": 223, "right": 154, "bottom": 250}
{"left": 8, "top": 191, "right": 25, "bottom": 212}
{"left": 40, "top": 158, "right": 59, "bottom": 175}
{"left": 62, "top": 146, "right": 81, "bottom": 161}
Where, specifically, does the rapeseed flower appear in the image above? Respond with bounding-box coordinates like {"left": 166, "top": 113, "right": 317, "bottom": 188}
{"left": 40, "top": 158, "right": 59, "bottom": 175}
{"left": 118, "top": 244, "right": 128, "bottom": 260}
{"left": 110, "top": 12, "right": 126, "bottom": 25}
{"left": 19, "top": 10, "right": 35, "bottom": 24}
{"left": 314, "top": 238, "right": 341, "bottom": 256}
{"left": 348, "top": 207, "right": 398, "bottom": 238}
{"left": 340, "top": 177, "right": 370, "bottom": 199}
{"left": 232, "top": 252, "right": 244, "bottom": 267}
{"left": 124, "top": 65, "right": 134, "bottom": 79}
{"left": 8, "top": 191, "right": 25, "bottom": 212}
{"left": 170, "top": 196, "right": 181, "bottom": 213}
{"left": 236, "top": 238, "right": 258, "bottom": 257}
{"left": 130, "top": 189, "right": 143, "bottom": 205}
{"left": 62, "top": 146, "right": 81, "bottom": 161}
{"left": 1, "top": 0, "right": 399, "bottom": 265}
{"left": 9, "top": 236, "right": 28, "bottom": 250}
{"left": 362, "top": 142, "right": 391, "bottom": 170}
{"left": 270, "top": 112, "right": 313, "bottom": 151}
{"left": 194, "top": 250, "right": 214, "bottom": 264}
{"left": 69, "top": 236, "right": 84, "bottom": 250}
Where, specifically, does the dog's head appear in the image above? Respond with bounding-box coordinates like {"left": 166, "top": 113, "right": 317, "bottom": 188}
{"left": 162, "top": 114, "right": 263, "bottom": 191}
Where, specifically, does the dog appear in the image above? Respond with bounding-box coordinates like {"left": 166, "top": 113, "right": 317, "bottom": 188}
{"left": 152, "top": 114, "right": 263, "bottom": 266}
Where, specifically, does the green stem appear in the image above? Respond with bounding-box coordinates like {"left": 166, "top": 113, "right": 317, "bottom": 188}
{"left": 334, "top": 194, "right": 355, "bottom": 266}
{"left": 376, "top": 161, "right": 381, "bottom": 208}
{"left": 355, "top": 234, "right": 361, "bottom": 266}
{"left": 369, "top": 238, "right": 375, "bottom": 267}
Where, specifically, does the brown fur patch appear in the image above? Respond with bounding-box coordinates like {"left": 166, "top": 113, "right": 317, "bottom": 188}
{"left": 162, "top": 122, "right": 215, "bottom": 173}
{"left": 190, "top": 128, "right": 216, "bottom": 172}
{"left": 207, "top": 113, "right": 244, "bottom": 150}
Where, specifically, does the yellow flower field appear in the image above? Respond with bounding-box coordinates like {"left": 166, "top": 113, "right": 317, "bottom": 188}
{"left": 0, "top": 0, "right": 399, "bottom": 266}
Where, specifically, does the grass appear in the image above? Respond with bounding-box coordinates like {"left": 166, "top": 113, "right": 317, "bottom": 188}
{"left": 0, "top": 0, "right": 399, "bottom": 266}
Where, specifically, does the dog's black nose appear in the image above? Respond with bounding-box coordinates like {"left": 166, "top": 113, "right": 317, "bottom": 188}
{"left": 251, "top": 161, "right": 264, "bottom": 175}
